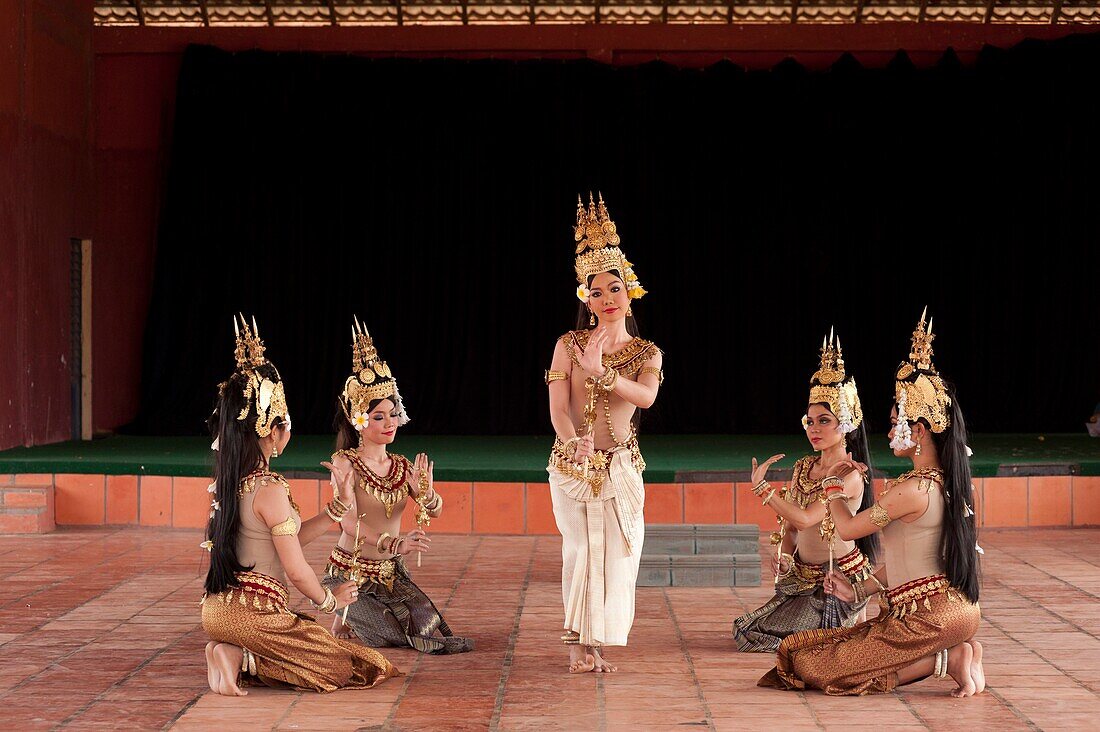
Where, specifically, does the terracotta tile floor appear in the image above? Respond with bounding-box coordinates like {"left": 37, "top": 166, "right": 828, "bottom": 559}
{"left": 1, "top": 528, "right": 1098, "bottom": 730}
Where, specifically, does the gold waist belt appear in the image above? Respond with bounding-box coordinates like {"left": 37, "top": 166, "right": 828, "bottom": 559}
{"left": 792, "top": 546, "right": 871, "bottom": 584}
{"left": 548, "top": 436, "right": 645, "bottom": 499}
{"left": 884, "top": 574, "right": 963, "bottom": 618}
{"left": 325, "top": 544, "right": 397, "bottom": 592}
{"left": 202, "top": 570, "right": 292, "bottom": 614}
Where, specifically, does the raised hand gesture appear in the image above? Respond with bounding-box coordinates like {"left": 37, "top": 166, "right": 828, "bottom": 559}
{"left": 409, "top": 452, "right": 434, "bottom": 499}
{"left": 577, "top": 325, "right": 610, "bottom": 379}
{"left": 321, "top": 459, "right": 356, "bottom": 507}
{"left": 750, "top": 454, "right": 785, "bottom": 486}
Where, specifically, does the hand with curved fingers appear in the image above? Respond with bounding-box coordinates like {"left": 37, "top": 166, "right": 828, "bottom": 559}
{"left": 823, "top": 570, "right": 856, "bottom": 603}
{"left": 409, "top": 452, "right": 435, "bottom": 499}
{"left": 332, "top": 580, "right": 360, "bottom": 609}
{"left": 577, "top": 326, "right": 610, "bottom": 379}
{"left": 399, "top": 527, "right": 432, "bottom": 556}
{"left": 750, "top": 454, "right": 786, "bottom": 487}
{"left": 822, "top": 453, "right": 869, "bottom": 481}
{"left": 321, "top": 459, "right": 356, "bottom": 506}
{"left": 571, "top": 434, "right": 595, "bottom": 464}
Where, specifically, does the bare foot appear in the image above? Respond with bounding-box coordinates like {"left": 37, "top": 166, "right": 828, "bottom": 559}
{"left": 204, "top": 641, "right": 221, "bottom": 693}
{"left": 968, "top": 640, "right": 985, "bottom": 694}
{"left": 946, "top": 642, "right": 975, "bottom": 698}
{"left": 591, "top": 647, "right": 617, "bottom": 673}
{"left": 568, "top": 644, "right": 595, "bottom": 674}
{"left": 331, "top": 614, "right": 357, "bottom": 640}
{"left": 211, "top": 643, "right": 249, "bottom": 696}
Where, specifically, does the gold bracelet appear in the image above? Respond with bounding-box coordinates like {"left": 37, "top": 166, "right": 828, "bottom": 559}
{"left": 376, "top": 532, "right": 391, "bottom": 553}
{"left": 325, "top": 499, "right": 349, "bottom": 519}
{"left": 820, "top": 476, "right": 845, "bottom": 491}
{"left": 753, "top": 478, "right": 771, "bottom": 497}
{"left": 598, "top": 366, "right": 618, "bottom": 392}
{"left": 762, "top": 488, "right": 776, "bottom": 505}
{"left": 312, "top": 587, "right": 337, "bottom": 614}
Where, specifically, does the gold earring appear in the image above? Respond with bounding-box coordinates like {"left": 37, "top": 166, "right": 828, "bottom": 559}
{"left": 626, "top": 306, "right": 633, "bottom": 317}
{"left": 357, "top": 431, "right": 365, "bottom": 449}
{"left": 841, "top": 436, "right": 847, "bottom": 451}
{"left": 271, "top": 445, "right": 278, "bottom": 459}
{"left": 915, "top": 441, "right": 922, "bottom": 456}
{"left": 589, "top": 312, "right": 596, "bottom": 326}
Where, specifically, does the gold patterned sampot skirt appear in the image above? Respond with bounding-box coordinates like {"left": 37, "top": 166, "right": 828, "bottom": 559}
{"left": 201, "top": 570, "right": 400, "bottom": 692}
{"left": 759, "top": 574, "right": 980, "bottom": 695}
{"left": 733, "top": 546, "right": 871, "bottom": 653}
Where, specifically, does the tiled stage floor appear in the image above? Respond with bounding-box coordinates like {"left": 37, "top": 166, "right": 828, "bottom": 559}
{"left": 0, "top": 528, "right": 1098, "bottom": 730}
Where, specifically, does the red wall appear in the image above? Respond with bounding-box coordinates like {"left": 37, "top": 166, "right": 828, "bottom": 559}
{"left": 0, "top": 1, "right": 94, "bottom": 450}
{"left": 74, "top": 23, "right": 1099, "bottom": 440}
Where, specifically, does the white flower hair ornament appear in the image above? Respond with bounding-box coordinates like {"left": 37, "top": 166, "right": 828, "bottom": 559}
{"left": 837, "top": 381, "right": 856, "bottom": 435}
{"left": 351, "top": 411, "right": 368, "bottom": 431}
{"left": 576, "top": 285, "right": 591, "bottom": 303}
{"left": 890, "top": 388, "right": 916, "bottom": 451}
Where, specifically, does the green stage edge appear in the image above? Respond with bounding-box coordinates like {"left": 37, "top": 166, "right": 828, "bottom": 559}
{"left": 0, "top": 434, "right": 1097, "bottom": 483}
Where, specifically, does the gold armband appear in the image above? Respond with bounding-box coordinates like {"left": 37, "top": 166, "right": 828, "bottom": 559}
{"left": 544, "top": 369, "right": 567, "bottom": 384}
{"left": 376, "top": 532, "right": 392, "bottom": 553}
{"left": 270, "top": 515, "right": 298, "bottom": 536}
{"left": 640, "top": 366, "right": 664, "bottom": 383}
{"left": 869, "top": 503, "right": 892, "bottom": 527}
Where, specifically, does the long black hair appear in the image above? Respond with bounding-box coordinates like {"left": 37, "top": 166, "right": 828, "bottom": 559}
{"left": 810, "top": 403, "right": 880, "bottom": 564}
{"left": 334, "top": 396, "right": 395, "bottom": 452}
{"left": 203, "top": 364, "right": 282, "bottom": 595}
{"left": 922, "top": 383, "right": 981, "bottom": 603}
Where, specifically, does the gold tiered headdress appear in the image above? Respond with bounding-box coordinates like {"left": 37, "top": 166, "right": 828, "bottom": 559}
{"left": 805, "top": 328, "right": 862, "bottom": 434}
{"left": 232, "top": 314, "right": 289, "bottom": 438}
{"left": 340, "top": 316, "right": 409, "bottom": 428}
{"left": 891, "top": 308, "right": 951, "bottom": 450}
{"left": 574, "top": 192, "right": 646, "bottom": 301}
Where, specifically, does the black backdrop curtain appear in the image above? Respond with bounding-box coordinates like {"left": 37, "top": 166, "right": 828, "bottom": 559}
{"left": 134, "top": 36, "right": 1100, "bottom": 437}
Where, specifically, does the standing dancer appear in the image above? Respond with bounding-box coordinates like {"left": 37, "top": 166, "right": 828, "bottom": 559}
{"left": 734, "top": 332, "right": 879, "bottom": 651}
{"left": 325, "top": 319, "right": 473, "bottom": 654}
{"left": 201, "top": 315, "right": 399, "bottom": 695}
{"left": 545, "top": 193, "right": 664, "bottom": 673}
{"left": 760, "top": 310, "right": 986, "bottom": 697}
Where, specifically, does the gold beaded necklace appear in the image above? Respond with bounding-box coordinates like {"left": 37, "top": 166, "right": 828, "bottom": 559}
{"left": 238, "top": 468, "right": 300, "bottom": 515}
{"left": 336, "top": 448, "right": 412, "bottom": 519}
{"left": 786, "top": 456, "right": 824, "bottom": 508}
{"left": 881, "top": 467, "right": 945, "bottom": 498}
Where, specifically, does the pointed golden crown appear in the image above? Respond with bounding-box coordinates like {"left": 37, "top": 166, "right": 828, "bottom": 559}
{"left": 342, "top": 317, "right": 408, "bottom": 425}
{"left": 230, "top": 314, "right": 288, "bottom": 438}
{"left": 573, "top": 192, "right": 646, "bottom": 299}
{"left": 893, "top": 308, "right": 951, "bottom": 436}
{"left": 233, "top": 313, "right": 266, "bottom": 370}
{"left": 908, "top": 306, "right": 937, "bottom": 372}
{"left": 807, "top": 328, "right": 862, "bottom": 432}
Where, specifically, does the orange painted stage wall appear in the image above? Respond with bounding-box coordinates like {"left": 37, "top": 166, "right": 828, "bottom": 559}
{"left": 3, "top": 473, "right": 1097, "bottom": 534}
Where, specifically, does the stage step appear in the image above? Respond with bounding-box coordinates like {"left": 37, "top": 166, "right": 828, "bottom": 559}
{"left": 643, "top": 524, "right": 760, "bottom": 556}
{"left": 0, "top": 481, "right": 55, "bottom": 534}
{"left": 639, "top": 524, "right": 761, "bottom": 587}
